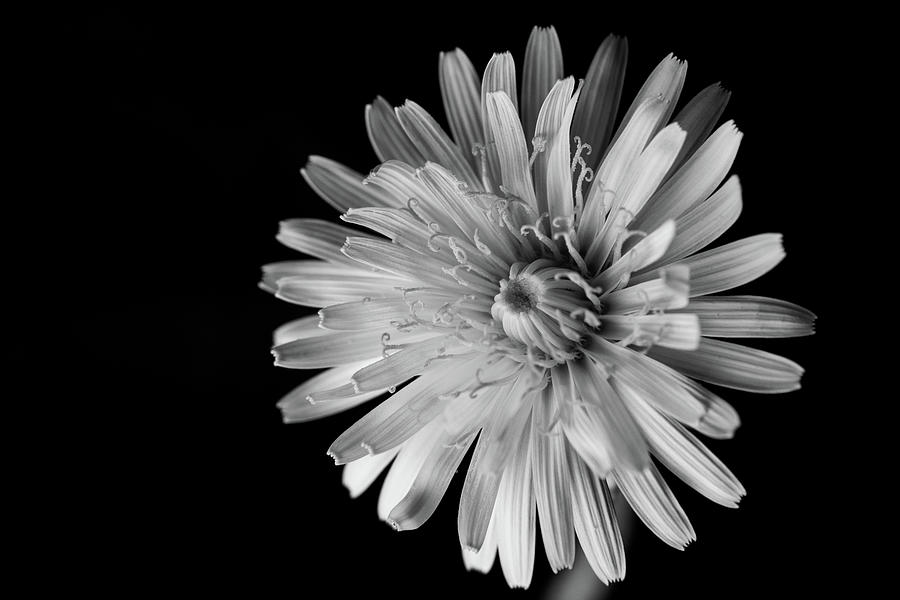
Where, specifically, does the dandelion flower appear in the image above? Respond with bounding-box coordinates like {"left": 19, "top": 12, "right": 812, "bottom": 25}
{"left": 262, "top": 26, "right": 814, "bottom": 589}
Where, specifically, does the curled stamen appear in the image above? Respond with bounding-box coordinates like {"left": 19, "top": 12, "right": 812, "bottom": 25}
{"left": 470, "top": 363, "right": 524, "bottom": 397}
{"left": 448, "top": 237, "right": 469, "bottom": 265}
{"left": 380, "top": 332, "right": 405, "bottom": 357}
{"left": 404, "top": 197, "right": 429, "bottom": 226}
{"left": 428, "top": 231, "right": 451, "bottom": 252}
{"left": 442, "top": 264, "right": 472, "bottom": 287}
{"left": 574, "top": 160, "right": 594, "bottom": 221}
{"left": 520, "top": 213, "right": 562, "bottom": 259}
{"left": 570, "top": 136, "right": 593, "bottom": 173}
{"left": 552, "top": 230, "right": 589, "bottom": 274}
{"left": 473, "top": 228, "right": 492, "bottom": 255}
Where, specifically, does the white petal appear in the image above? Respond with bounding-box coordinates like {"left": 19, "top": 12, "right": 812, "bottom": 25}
{"left": 272, "top": 327, "right": 436, "bottom": 370}
{"left": 301, "top": 155, "right": 397, "bottom": 212}
{"left": 545, "top": 88, "right": 582, "bottom": 230}
{"left": 350, "top": 336, "right": 464, "bottom": 392}
{"left": 317, "top": 291, "right": 459, "bottom": 331}
{"left": 592, "top": 220, "right": 676, "bottom": 289}
{"left": 531, "top": 388, "right": 575, "bottom": 572}
{"left": 585, "top": 123, "right": 686, "bottom": 267}
{"left": 486, "top": 91, "right": 537, "bottom": 209}
{"left": 521, "top": 26, "right": 564, "bottom": 142}
{"left": 276, "top": 219, "right": 364, "bottom": 265}
{"left": 272, "top": 315, "right": 326, "bottom": 346}
{"left": 567, "top": 359, "right": 650, "bottom": 473}
{"left": 328, "top": 355, "right": 483, "bottom": 464}
{"left": 462, "top": 507, "right": 498, "bottom": 573}
{"left": 653, "top": 233, "right": 785, "bottom": 297}
{"left": 648, "top": 338, "right": 804, "bottom": 393}
{"left": 568, "top": 448, "right": 625, "bottom": 582}
{"left": 587, "top": 337, "right": 728, "bottom": 432}
{"left": 268, "top": 260, "right": 409, "bottom": 307}
{"left": 396, "top": 100, "right": 482, "bottom": 190}
{"left": 669, "top": 83, "right": 731, "bottom": 170}
{"left": 481, "top": 52, "right": 518, "bottom": 190}
{"left": 613, "top": 463, "right": 695, "bottom": 550}
{"left": 496, "top": 413, "right": 536, "bottom": 589}
{"left": 646, "top": 174, "right": 742, "bottom": 268}
{"left": 603, "top": 264, "right": 690, "bottom": 314}
{"left": 277, "top": 361, "right": 385, "bottom": 423}
{"left": 365, "top": 96, "right": 425, "bottom": 165}
{"left": 439, "top": 48, "right": 484, "bottom": 172}
{"left": 580, "top": 98, "right": 667, "bottom": 246}
{"left": 388, "top": 429, "right": 478, "bottom": 530}
{"left": 636, "top": 121, "right": 743, "bottom": 233}
{"left": 599, "top": 313, "right": 701, "bottom": 350}
{"left": 614, "top": 53, "right": 686, "bottom": 144}
{"left": 571, "top": 34, "right": 628, "bottom": 166}
{"left": 458, "top": 372, "right": 534, "bottom": 551}
{"left": 342, "top": 447, "right": 400, "bottom": 498}
{"left": 619, "top": 384, "right": 745, "bottom": 508}
{"left": 677, "top": 295, "right": 816, "bottom": 338}
{"left": 532, "top": 77, "right": 576, "bottom": 216}
{"left": 341, "top": 236, "right": 453, "bottom": 287}
{"left": 377, "top": 422, "right": 440, "bottom": 521}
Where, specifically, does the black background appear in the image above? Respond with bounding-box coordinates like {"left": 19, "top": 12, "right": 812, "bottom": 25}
{"left": 57, "top": 7, "right": 847, "bottom": 598}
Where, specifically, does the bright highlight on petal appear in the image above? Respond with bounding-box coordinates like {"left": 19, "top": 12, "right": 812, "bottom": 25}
{"left": 261, "top": 26, "right": 812, "bottom": 591}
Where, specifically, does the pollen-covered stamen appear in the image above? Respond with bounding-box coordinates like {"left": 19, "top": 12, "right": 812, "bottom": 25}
{"left": 529, "top": 135, "right": 547, "bottom": 167}
{"left": 471, "top": 143, "right": 493, "bottom": 192}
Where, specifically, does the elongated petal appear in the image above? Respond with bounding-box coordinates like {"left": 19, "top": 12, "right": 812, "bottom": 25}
{"left": 572, "top": 34, "right": 628, "bottom": 167}
{"left": 342, "top": 447, "right": 400, "bottom": 498}
{"left": 546, "top": 86, "right": 582, "bottom": 228}
{"left": 389, "top": 430, "right": 478, "bottom": 530}
{"left": 568, "top": 448, "right": 625, "bottom": 582}
{"left": 365, "top": 96, "right": 425, "bottom": 165}
{"left": 641, "top": 233, "right": 785, "bottom": 296}
{"left": 273, "top": 327, "right": 436, "bottom": 370}
{"left": 301, "top": 156, "right": 397, "bottom": 212}
{"left": 599, "top": 313, "right": 701, "bottom": 350}
{"left": 277, "top": 219, "right": 365, "bottom": 265}
{"left": 587, "top": 336, "right": 737, "bottom": 436}
{"left": 481, "top": 52, "right": 518, "bottom": 190}
{"left": 670, "top": 83, "right": 731, "bottom": 170}
{"left": 614, "top": 53, "right": 686, "bottom": 144}
{"left": 272, "top": 314, "right": 325, "bottom": 346}
{"left": 531, "top": 388, "right": 575, "bottom": 572}
{"left": 567, "top": 358, "right": 649, "bottom": 473}
{"left": 580, "top": 98, "right": 666, "bottom": 246}
{"left": 521, "top": 26, "right": 563, "bottom": 142}
{"left": 648, "top": 338, "right": 803, "bottom": 393}
{"left": 328, "top": 355, "right": 482, "bottom": 463}
{"left": 593, "top": 220, "right": 676, "bottom": 289}
{"left": 318, "top": 291, "right": 458, "bottom": 331}
{"left": 351, "top": 336, "right": 461, "bottom": 392}
{"left": 269, "top": 260, "right": 409, "bottom": 307}
{"left": 603, "top": 264, "right": 690, "bottom": 314}
{"left": 458, "top": 373, "right": 534, "bottom": 551}
{"left": 675, "top": 295, "right": 816, "bottom": 338}
{"left": 486, "top": 91, "right": 537, "bottom": 208}
{"left": 496, "top": 414, "right": 536, "bottom": 589}
{"left": 585, "top": 124, "right": 686, "bottom": 267}
{"left": 440, "top": 48, "right": 484, "bottom": 172}
{"left": 377, "top": 422, "right": 440, "bottom": 520}
{"left": 533, "top": 77, "right": 576, "bottom": 216}
{"left": 620, "top": 384, "right": 745, "bottom": 507}
{"left": 613, "top": 464, "right": 696, "bottom": 550}
{"left": 278, "top": 361, "right": 385, "bottom": 423}
{"left": 396, "top": 100, "right": 482, "bottom": 190}
{"left": 462, "top": 508, "right": 498, "bottom": 573}
{"left": 636, "top": 121, "right": 742, "bottom": 232}
{"left": 647, "top": 175, "right": 742, "bottom": 268}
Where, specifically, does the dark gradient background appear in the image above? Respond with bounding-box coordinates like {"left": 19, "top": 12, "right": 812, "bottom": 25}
{"left": 59, "top": 7, "right": 842, "bottom": 598}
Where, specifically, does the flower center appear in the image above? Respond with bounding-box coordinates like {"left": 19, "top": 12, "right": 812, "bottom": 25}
{"left": 497, "top": 275, "right": 542, "bottom": 314}
{"left": 490, "top": 260, "right": 603, "bottom": 365}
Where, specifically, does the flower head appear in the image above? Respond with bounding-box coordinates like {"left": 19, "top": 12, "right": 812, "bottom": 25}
{"left": 263, "top": 26, "right": 813, "bottom": 589}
